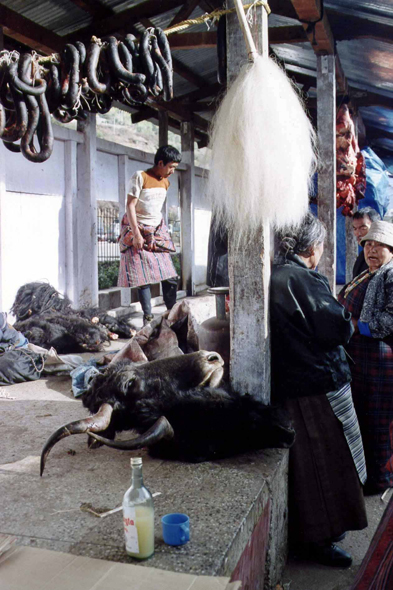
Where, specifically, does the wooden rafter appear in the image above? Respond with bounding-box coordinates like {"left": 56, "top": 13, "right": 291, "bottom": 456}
{"left": 168, "top": 26, "right": 308, "bottom": 50}
{"left": 168, "top": 0, "right": 201, "bottom": 28}
{"left": 0, "top": 4, "right": 63, "bottom": 54}
{"left": 169, "top": 32, "right": 217, "bottom": 50}
{"left": 289, "top": 0, "right": 348, "bottom": 93}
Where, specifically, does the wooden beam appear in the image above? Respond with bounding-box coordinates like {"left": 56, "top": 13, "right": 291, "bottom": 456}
{"left": 172, "top": 55, "right": 208, "bottom": 88}
{"left": 168, "top": 0, "right": 201, "bottom": 27}
{"left": 180, "top": 121, "right": 195, "bottom": 295}
{"left": 168, "top": 32, "right": 217, "bottom": 50}
{"left": 131, "top": 107, "right": 157, "bottom": 124}
{"left": 65, "top": 0, "right": 185, "bottom": 43}
{"left": 317, "top": 54, "right": 336, "bottom": 293}
{"left": 227, "top": 0, "right": 271, "bottom": 403}
{"left": 174, "top": 83, "right": 222, "bottom": 103}
{"left": 290, "top": 0, "right": 348, "bottom": 93}
{"left": 0, "top": 4, "right": 63, "bottom": 54}
{"left": 269, "top": 25, "right": 307, "bottom": 44}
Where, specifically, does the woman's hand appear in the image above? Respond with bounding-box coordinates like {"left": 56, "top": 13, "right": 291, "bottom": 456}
{"left": 133, "top": 232, "right": 145, "bottom": 250}
{"left": 352, "top": 317, "right": 359, "bottom": 333}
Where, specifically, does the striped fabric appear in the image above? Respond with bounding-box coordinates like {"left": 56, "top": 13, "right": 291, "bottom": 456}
{"left": 118, "top": 216, "right": 177, "bottom": 288}
{"left": 327, "top": 383, "right": 367, "bottom": 485}
{"left": 338, "top": 277, "right": 393, "bottom": 491}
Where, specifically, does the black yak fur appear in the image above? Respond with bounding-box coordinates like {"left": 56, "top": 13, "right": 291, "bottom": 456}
{"left": 11, "top": 282, "right": 136, "bottom": 353}
{"left": 82, "top": 354, "right": 295, "bottom": 462}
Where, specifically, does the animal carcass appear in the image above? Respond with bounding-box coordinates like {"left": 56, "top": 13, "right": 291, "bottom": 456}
{"left": 41, "top": 351, "right": 295, "bottom": 474}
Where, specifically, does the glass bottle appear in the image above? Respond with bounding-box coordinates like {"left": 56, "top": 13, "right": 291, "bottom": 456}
{"left": 122, "top": 457, "right": 155, "bottom": 559}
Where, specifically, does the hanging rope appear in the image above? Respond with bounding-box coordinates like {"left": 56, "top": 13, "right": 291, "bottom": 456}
{"left": 164, "top": 1, "right": 271, "bottom": 36}
{"left": 38, "top": 1, "right": 271, "bottom": 65}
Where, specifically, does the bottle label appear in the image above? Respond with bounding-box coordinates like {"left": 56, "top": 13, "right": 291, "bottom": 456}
{"left": 123, "top": 506, "right": 140, "bottom": 554}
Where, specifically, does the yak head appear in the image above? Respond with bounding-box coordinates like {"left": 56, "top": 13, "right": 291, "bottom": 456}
{"left": 40, "top": 351, "right": 224, "bottom": 475}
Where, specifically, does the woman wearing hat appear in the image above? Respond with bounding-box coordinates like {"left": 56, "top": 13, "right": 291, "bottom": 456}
{"left": 338, "top": 220, "right": 393, "bottom": 494}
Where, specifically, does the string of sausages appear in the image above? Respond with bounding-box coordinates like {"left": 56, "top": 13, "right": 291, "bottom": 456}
{"left": 0, "top": 28, "right": 173, "bottom": 163}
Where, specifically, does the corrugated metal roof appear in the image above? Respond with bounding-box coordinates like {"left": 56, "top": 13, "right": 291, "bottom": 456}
{"left": 0, "top": 0, "right": 392, "bottom": 153}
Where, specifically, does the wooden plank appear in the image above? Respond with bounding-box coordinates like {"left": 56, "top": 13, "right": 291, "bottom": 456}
{"left": 317, "top": 54, "right": 336, "bottom": 294}
{"left": 227, "top": 0, "right": 271, "bottom": 403}
{"left": 180, "top": 121, "right": 195, "bottom": 295}
{"left": 169, "top": 32, "right": 217, "bottom": 50}
{"left": 0, "top": 4, "right": 63, "bottom": 54}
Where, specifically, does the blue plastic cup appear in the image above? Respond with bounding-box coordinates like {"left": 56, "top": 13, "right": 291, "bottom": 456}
{"left": 161, "top": 513, "right": 190, "bottom": 546}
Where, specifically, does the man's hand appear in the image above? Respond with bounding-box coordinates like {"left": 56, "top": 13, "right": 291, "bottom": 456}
{"left": 134, "top": 233, "right": 145, "bottom": 250}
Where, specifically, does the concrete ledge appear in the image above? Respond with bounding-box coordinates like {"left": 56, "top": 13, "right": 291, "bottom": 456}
{"left": 99, "top": 290, "right": 187, "bottom": 318}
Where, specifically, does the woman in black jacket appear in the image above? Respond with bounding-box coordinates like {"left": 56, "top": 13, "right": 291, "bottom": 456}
{"left": 271, "top": 212, "right": 367, "bottom": 567}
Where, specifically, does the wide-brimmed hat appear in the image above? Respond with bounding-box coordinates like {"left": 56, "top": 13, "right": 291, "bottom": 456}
{"left": 360, "top": 220, "right": 393, "bottom": 249}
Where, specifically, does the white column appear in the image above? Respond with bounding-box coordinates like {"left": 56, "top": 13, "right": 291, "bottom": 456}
{"left": 64, "top": 139, "right": 78, "bottom": 304}
{"left": 118, "top": 154, "right": 131, "bottom": 306}
{"left": 0, "top": 141, "right": 5, "bottom": 311}
{"left": 180, "top": 121, "right": 195, "bottom": 295}
{"left": 76, "top": 114, "right": 98, "bottom": 308}
{"left": 317, "top": 55, "right": 337, "bottom": 294}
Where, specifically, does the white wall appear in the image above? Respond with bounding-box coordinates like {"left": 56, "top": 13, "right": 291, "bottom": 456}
{"left": 0, "top": 138, "right": 67, "bottom": 314}
{"left": 0, "top": 128, "right": 212, "bottom": 314}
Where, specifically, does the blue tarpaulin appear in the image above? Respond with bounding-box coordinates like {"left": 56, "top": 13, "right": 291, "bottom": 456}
{"left": 312, "top": 148, "right": 392, "bottom": 284}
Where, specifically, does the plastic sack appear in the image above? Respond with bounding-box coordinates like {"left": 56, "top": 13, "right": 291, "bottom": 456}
{"left": 360, "top": 147, "right": 390, "bottom": 218}
{"left": 0, "top": 349, "right": 45, "bottom": 385}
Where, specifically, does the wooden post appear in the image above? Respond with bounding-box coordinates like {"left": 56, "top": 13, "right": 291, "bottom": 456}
{"left": 158, "top": 111, "right": 169, "bottom": 147}
{"left": 345, "top": 215, "right": 358, "bottom": 282}
{"left": 180, "top": 120, "right": 195, "bottom": 295}
{"left": 0, "top": 141, "right": 5, "bottom": 311}
{"left": 227, "top": 1, "right": 271, "bottom": 403}
{"left": 64, "top": 140, "right": 78, "bottom": 304}
{"left": 118, "top": 154, "right": 131, "bottom": 307}
{"left": 159, "top": 111, "right": 169, "bottom": 224}
{"left": 317, "top": 55, "right": 336, "bottom": 294}
{"left": 76, "top": 114, "right": 99, "bottom": 308}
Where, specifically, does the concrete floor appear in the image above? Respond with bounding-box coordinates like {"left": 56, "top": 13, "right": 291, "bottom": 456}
{"left": 1, "top": 302, "right": 391, "bottom": 589}
{"left": 282, "top": 490, "right": 392, "bottom": 589}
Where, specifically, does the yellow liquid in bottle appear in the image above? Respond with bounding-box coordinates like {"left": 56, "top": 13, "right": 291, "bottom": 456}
{"left": 125, "top": 505, "right": 154, "bottom": 560}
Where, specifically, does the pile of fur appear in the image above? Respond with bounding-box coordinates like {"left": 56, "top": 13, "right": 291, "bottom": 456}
{"left": 11, "top": 282, "right": 136, "bottom": 353}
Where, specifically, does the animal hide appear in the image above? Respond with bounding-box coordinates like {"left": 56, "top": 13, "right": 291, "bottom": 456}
{"left": 207, "top": 56, "right": 317, "bottom": 238}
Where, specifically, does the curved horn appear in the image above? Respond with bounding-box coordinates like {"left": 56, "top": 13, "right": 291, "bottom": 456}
{"left": 88, "top": 416, "right": 174, "bottom": 450}
{"left": 40, "top": 403, "right": 113, "bottom": 476}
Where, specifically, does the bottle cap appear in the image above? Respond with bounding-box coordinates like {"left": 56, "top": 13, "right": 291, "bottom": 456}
{"left": 131, "top": 457, "right": 142, "bottom": 466}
